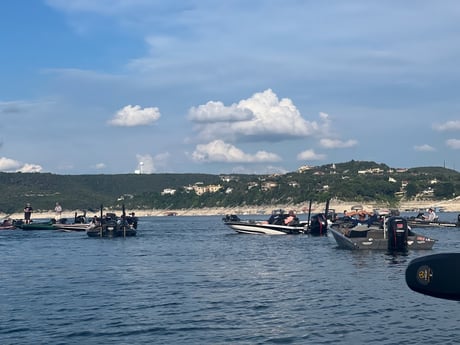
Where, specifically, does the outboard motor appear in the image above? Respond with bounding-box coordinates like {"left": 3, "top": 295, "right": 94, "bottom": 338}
{"left": 457, "top": 214, "right": 460, "bottom": 226}
{"left": 309, "top": 214, "right": 328, "bottom": 236}
{"left": 387, "top": 216, "right": 408, "bottom": 251}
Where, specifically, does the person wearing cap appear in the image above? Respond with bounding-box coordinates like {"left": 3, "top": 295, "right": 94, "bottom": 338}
{"left": 24, "top": 203, "right": 33, "bottom": 224}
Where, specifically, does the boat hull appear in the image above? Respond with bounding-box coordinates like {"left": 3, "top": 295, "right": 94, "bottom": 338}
{"left": 329, "top": 228, "right": 436, "bottom": 250}
{"left": 406, "top": 220, "right": 459, "bottom": 228}
{"left": 54, "top": 223, "right": 91, "bottom": 232}
{"left": 0, "top": 225, "right": 16, "bottom": 230}
{"left": 18, "top": 223, "right": 56, "bottom": 230}
{"left": 86, "top": 225, "right": 136, "bottom": 237}
{"left": 224, "top": 221, "right": 306, "bottom": 235}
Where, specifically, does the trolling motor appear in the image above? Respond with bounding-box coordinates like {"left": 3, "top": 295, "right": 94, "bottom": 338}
{"left": 387, "top": 216, "right": 408, "bottom": 251}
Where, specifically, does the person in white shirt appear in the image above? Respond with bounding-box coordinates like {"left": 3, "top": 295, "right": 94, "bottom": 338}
{"left": 54, "top": 202, "right": 62, "bottom": 220}
{"left": 423, "top": 208, "right": 437, "bottom": 221}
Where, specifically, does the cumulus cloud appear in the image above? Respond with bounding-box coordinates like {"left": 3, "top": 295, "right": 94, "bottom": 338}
{"left": 0, "top": 157, "right": 42, "bottom": 172}
{"left": 414, "top": 144, "right": 436, "bottom": 152}
{"left": 433, "top": 120, "right": 460, "bottom": 131}
{"left": 0, "top": 157, "right": 22, "bottom": 171}
{"left": 188, "top": 101, "right": 254, "bottom": 123}
{"left": 296, "top": 149, "right": 326, "bottom": 161}
{"left": 446, "top": 139, "right": 460, "bottom": 149}
{"left": 18, "top": 163, "right": 43, "bottom": 173}
{"left": 191, "top": 140, "right": 281, "bottom": 163}
{"left": 109, "top": 105, "right": 160, "bottom": 127}
{"left": 320, "top": 138, "right": 358, "bottom": 149}
{"left": 189, "top": 89, "right": 326, "bottom": 142}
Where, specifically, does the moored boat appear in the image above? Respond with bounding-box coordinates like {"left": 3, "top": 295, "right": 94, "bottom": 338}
{"left": 223, "top": 219, "right": 307, "bottom": 235}
{"left": 405, "top": 214, "right": 460, "bottom": 228}
{"left": 55, "top": 223, "right": 91, "bottom": 232}
{"left": 86, "top": 205, "right": 138, "bottom": 238}
{"left": 53, "top": 211, "right": 91, "bottom": 232}
{"left": 0, "top": 218, "right": 16, "bottom": 230}
{"left": 86, "top": 219, "right": 137, "bottom": 237}
{"left": 330, "top": 216, "right": 436, "bottom": 251}
{"left": 16, "top": 219, "right": 57, "bottom": 230}
{"left": 0, "top": 225, "right": 16, "bottom": 230}
{"left": 222, "top": 203, "right": 329, "bottom": 236}
{"left": 223, "top": 209, "right": 306, "bottom": 235}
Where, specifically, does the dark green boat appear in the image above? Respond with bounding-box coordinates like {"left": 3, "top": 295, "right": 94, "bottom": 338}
{"left": 16, "top": 220, "right": 57, "bottom": 230}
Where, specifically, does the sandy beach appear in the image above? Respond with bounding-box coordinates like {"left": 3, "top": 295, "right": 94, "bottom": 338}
{"left": 2, "top": 197, "right": 460, "bottom": 220}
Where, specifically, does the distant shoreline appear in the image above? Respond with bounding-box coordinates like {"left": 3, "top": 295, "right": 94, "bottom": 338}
{"left": 2, "top": 198, "right": 460, "bottom": 219}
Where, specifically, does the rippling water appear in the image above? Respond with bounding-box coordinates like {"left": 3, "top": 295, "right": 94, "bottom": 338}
{"left": 1, "top": 214, "right": 459, "bottom": 345}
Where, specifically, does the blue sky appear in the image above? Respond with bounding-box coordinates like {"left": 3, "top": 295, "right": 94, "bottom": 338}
{"left": 1, "top": 1, "right": 460, "bottom": 174}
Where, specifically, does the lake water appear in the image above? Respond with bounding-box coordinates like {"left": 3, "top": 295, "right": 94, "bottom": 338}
{"left": 1, "top": 213, "right": 459, "bottom": 345}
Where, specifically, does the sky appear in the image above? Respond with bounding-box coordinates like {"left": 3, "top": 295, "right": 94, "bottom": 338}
{"left": 1, "top": 1, "right": 460, "bottom": 175}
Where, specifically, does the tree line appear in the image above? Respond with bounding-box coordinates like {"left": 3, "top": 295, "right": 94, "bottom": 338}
{"left": 0, "top": 160, "right": 458, "bottom": 214}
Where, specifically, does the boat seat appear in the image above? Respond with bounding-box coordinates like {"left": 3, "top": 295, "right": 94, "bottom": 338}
{"left": 347, "top": 229, "right": 369, "bottom": 238}
{"left": 367, "top": 229, "right": 385, "bottom": 239}
{"left": 345, "top": 224, "right": 370, "bottom": 238}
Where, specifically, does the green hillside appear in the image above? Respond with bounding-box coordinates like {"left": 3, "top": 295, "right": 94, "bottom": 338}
{"left": 0, "top": 160, "right": 459, "bottom": 213}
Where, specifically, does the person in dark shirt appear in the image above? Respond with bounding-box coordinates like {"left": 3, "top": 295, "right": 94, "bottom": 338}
{"left": 24, "top": 203, "right": 33, "bottom": 224}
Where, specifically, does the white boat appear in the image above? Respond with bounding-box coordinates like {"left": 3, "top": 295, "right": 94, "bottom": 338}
{"left": 222, "top": 209, "right": 328, "bottom": 235}
{"left": 223, "top": 219, "right": 307, "bottom": 235}
{"left": 405, "top": 212, "right": 460, "bottom": 228}
{"left": 53, "top": 211, "right": 91, "bottom": 231}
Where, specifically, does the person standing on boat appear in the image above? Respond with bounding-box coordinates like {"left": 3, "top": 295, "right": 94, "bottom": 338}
{"left": 54, "top": 202, "right": 62, "bottom": 220}
{"left": 24, "top": 203, "right": 33, "bottom": 224}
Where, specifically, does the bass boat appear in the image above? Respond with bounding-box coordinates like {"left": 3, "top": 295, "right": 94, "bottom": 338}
{"left": 223, "top": 207, "right": 328, "bottom": 236}
{"left": 329, "top": 216, "right": 436, "bottom": 251}
{"left": 406, "top": 217, "right": 460, "bottom": 229}
{"left": 86, "top": 205, "right": 138, "bottom": 238}
{"left": 16, "top": 220, "right": 57, "bottom": 230}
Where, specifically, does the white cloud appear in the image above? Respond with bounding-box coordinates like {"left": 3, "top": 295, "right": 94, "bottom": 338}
{"left": 433, "top": 120, "right": 460, "bottom": 131}
{"left": 446, "top": 139, "right": 460, "bottom": 149}
{"left": 296, "top": 149, "right": 326, "bottom": 161}
{"left": 319, "top": 112, "right": 329, "bottom": 121}
{"left": 188, "top": 101, "right": 254, "bottom": 123}
{"left": 109, "top": 105, "right": 160, "bottom": 127}
{"left": 0, "top": 157, "right": 43, "bottom": 172}
{"left": 95, "top": 163, "right": 106, "bottom": 169}
{"left": 0, "top": 157, "right": 22, "bottom": 171}
{"left": 320, "top": 138, "right": 358, "bottom": 149}
{"left": 189, "top": 89, "right": 325, "bottom": 142}
{"left": 414, "top": 144, "right": 436, "bottom": 152}
{"left": 192, "top": 140, "right": 281, "bottom": 163}
{"left": 18, "top": 164, "right": 43, "bottom": 173}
